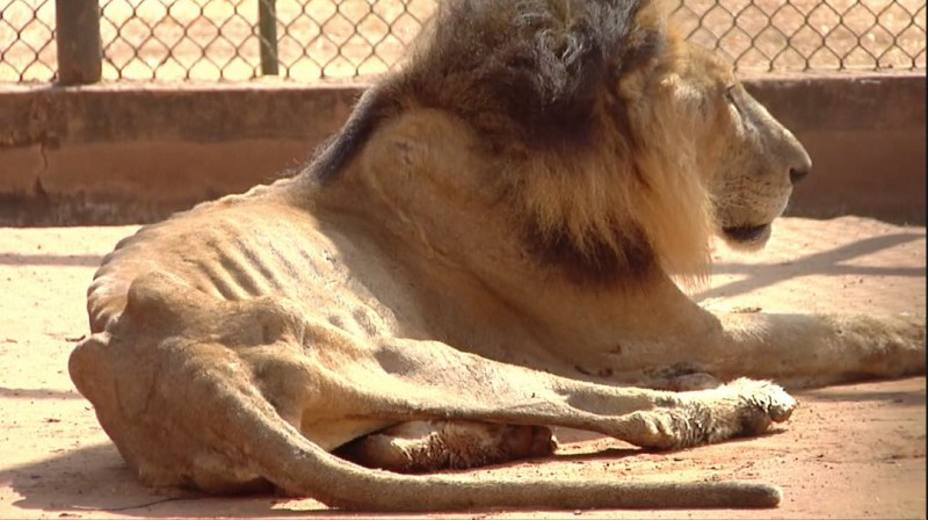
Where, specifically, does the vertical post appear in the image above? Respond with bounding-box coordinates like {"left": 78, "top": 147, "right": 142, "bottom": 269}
{"left": 258, "top": 0, "right": 279, "bottom": 76}
{"left": 55, "top": 0, "right": 102, "bottom": 85}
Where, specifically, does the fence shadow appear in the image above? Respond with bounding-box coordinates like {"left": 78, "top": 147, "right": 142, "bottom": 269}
{"left": 801, "top": 386, "right": 927, "bottom": 407}
{"left": 694, "top": 232, "right": 926, "bottom": 302}
{"left": 0, "top": 254, "right": 103, "bottom": 267}
{"left": 0, "top": 386, "right": 82, "bottom": 400}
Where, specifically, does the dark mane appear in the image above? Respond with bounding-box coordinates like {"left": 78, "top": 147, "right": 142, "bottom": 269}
{"left": 305, "top": 0, "right": 672, "bottom": 285}
{"left": 524, "top": 219, "right": 655, "bottom": 286}
{"left": 404, "top": 0, "right": 656, "bottom": 149}
{"left": 307, "top": 0, "right": 662, "bottom": 183}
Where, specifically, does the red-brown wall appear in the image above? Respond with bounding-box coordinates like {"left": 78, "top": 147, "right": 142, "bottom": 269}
{"left": 1, "top": 73, "right": 924, "bottom": 225}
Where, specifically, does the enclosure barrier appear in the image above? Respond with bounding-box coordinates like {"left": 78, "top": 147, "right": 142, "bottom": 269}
{"left": 0, "top": 0, "right": 925, "bottom": 83}
{"left": 54, "top": 0, "right": 101, "bottom": 84}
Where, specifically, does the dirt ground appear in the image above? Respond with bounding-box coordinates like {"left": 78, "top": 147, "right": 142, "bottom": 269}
{"left": 1, "top": 0, "right": 925, "bottom": 82}
{"left": 0, "top": 215, "right": 925, "bottom": 519}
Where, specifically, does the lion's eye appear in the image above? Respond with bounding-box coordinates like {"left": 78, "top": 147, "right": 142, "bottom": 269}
{"left": 724, "top": 85, "right": 743, "bottom": 117}
{"left": 724, "top": 85, "right": 736, "bottom": 103}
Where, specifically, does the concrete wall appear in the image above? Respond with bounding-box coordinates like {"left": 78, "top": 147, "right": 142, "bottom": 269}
{"left": 0, "top": 84, "right": 358, "bottom": 224}
{"left": 744, "top": 73, "right": 925, "bottom": 225}
{"left": 0, "top": 73, "right": 924, "bottom": 225}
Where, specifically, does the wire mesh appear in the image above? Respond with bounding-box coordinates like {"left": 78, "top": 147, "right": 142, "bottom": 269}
{"left": 0, "top": 0, "right": 56, "bottom": 81}
{"left": 95, "top": 0, "right": 434, "bottom": 80}
{"left": 0, "top": 0, "right": 925, "bottom": 83}
{"left": 675, "top": 0, "right": 927, "bottom": 72}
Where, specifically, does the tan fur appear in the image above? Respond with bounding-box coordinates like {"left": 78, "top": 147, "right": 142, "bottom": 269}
{"left": 69, "top": 0, "right": 924, "bottom": 512}
{"left": 335, "top": 420, "right": 556, "bottom": 473}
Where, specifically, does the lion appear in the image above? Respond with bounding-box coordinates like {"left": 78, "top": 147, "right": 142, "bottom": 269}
{"left": 68, "top": 0, "right": 924, "bottom": 512}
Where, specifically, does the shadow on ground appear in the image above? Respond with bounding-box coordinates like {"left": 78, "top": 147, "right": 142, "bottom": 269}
{"left": 4, "top": 443, "right": 300, "bottom": 518}
{"left": 695, "top": 232, "right": 925, "bottom": 301}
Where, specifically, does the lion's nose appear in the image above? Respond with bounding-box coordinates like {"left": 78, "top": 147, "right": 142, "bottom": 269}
{"left": 789, "top": 167, "right": 809, "bottom": 185}
{"left": 787, "top": 143, "right": 812, "bottom": 185}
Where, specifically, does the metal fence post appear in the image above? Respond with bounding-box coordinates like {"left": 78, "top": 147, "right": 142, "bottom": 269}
{"left": 259, "top": 0, "right": 279, "bottom": 76}
{"left": 55, "top": 0, "right": 102, "bottom": 85}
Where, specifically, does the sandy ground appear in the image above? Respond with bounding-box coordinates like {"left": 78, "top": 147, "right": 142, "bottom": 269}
{"left": 0, "top": 215, "right": 925, "bottom": 519}
{"left": 1, "top": 0, "right": 925, "bottom": 82}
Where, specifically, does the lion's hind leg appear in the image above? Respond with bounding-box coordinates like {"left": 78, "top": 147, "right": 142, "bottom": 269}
{"left": 334, "top": 378, "right": 795, "bottom": 472}
{"left": 335, "top": 420, "right": 555, "bottom": 472}
{"left": 368, "top": 339, "right": 797, "bottom": 452}
{"left": 72, "top": 273, "right": 790, "bottom": 508}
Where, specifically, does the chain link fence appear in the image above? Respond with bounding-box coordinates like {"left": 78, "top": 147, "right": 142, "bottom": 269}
{"left": 0, "top": 0, "right": 55, "bottom": 81}
{"left": 1, "top": 0, "right": 925, "bottom": 83}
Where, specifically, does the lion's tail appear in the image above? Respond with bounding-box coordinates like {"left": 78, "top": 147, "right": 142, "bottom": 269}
{"left": 226, "top": 382, "right": 781, "bottom": 510}
{"left": 75, "top": 267, "right": 782, "bottom": 511}
{"left": 71, "top": 322, "right": 780, "bottom": 512}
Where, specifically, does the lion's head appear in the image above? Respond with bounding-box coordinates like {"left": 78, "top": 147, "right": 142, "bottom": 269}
{"left": 638, "top": 42, "right": 813, "bottom": 252}
{"left": 311, "top": 0, "right": 812, "bottom": 284}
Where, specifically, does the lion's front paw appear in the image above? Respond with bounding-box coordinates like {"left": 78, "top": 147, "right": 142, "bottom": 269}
{"left": 831, "top": 314, "right": 926, "bottom": 382}
{"left": 617, "top": 409, "right": 686, "bottom": 450}
{"left": 726, "top": 378, "right": 797, "bottom": 433}
{"left": 729, "top": 378, "right": 797, "bottom": 420}
{"left": 765, "top": 388, "right": 797, "bottom": 423}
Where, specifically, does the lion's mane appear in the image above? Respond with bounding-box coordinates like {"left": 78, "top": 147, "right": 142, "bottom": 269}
{"left": 310, "top": 0, "right": 714, "bottom": 284}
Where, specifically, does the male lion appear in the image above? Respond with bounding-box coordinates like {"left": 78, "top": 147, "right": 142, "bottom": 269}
{"left": 69, "top": 0, "right": 924, "bottom": 511}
